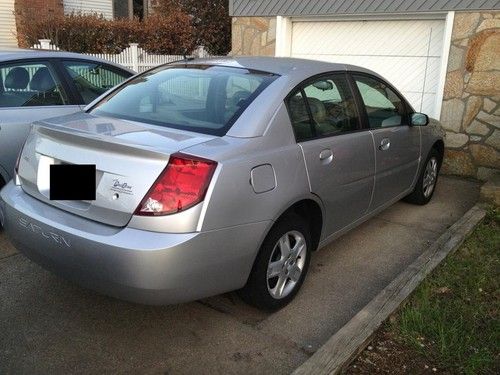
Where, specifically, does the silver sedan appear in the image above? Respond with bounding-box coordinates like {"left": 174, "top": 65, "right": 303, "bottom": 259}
{"left": 0, "top": 57, "right": 444, "bottom": 310}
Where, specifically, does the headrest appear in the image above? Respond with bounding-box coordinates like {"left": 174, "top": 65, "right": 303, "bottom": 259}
{"left": 30, "top": 67, "right": 56, "bottom": 92}
{"left": 313, "top": 80, "right": 333, "bottom": 91}
{"left": 4, "top": 67, "right": 29, "bottom": 90}
{"left": 229, "top": 90, "right": 251, "bottom": 108}
{"left": 289, "top": 95, "right": 309, "bottom": 122}
{"left": 307, "top": 97, "right": 326, "bottom": 123}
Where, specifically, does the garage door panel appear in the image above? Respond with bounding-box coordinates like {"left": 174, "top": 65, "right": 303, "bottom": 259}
{"left": 428, "top": 26, "right": 445, "bottom": 56}
{"left": 291, "top": 19, "right": 445, "bottom": 117}
{"left": 421, "top": 94, "right": 437, "bottom": 114}
{"left": 291, "top": 21, "right": 428, "bottom": 56}
{"left": 423, "top": 57, "right": 442, "bottom": 93}
{"left": 403, "top": 92, "right": 423, "bottom": 112}
{"left": 292, "top": 20, "right": 444, "bottom": 57}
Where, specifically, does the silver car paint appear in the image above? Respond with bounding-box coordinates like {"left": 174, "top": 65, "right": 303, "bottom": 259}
{"left": 369, "top": 125, "right": 421, "bottom": 209}
{"left": 0, "top": 57, "right": 444, "bottom": 304}
{"left": 0, "top": 105, "right": 83, "bottom": 183}
{"left": 0, "top": 50, "right": 134, "bottom": 185}
{"left": 0, "top": 182, "right": 269, "bottom": 304}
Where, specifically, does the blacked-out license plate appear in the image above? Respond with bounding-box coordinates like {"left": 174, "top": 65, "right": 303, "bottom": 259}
{"left": 50, "top": 164, "right": 96, "bottom": 200}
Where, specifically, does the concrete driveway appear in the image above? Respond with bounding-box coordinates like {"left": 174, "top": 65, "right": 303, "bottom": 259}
{"left": 0, "top": 176, "right": 480, "bottom": 374}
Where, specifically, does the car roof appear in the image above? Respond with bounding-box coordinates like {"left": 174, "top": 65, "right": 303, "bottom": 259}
{"left": 174, "top": 56, "right": 381, "bottom": 81}
{"left": 0, "top": 49, "right": 135, "bottom": 74}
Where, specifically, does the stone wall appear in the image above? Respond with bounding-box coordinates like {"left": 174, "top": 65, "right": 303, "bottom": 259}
{"left": 441, "top": 12, "right": 500, "bottom": 180}
{"left": 231, "top": 17, "right": 276, "bottom": 56}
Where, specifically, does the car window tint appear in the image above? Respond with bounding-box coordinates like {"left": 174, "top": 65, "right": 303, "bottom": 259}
{"left": 225, "top": 75, "right": 262, "bottom": 122}
{"left": 288, "top": 91, "right": 314, "bottom": 141}
{"left": 91, "top": 65, "right": 277, "bottom": 136}
{"left": 297, "top": 75, "right": 359, "bottom": 138}
{"left": 62, "top": 60, "right": 130, "bottom": 104}
{"left": 0, "top": 61, "right": 67, "bottom": 108}
{"left": 353, "top": 74, "right": 406, "bottom": 128}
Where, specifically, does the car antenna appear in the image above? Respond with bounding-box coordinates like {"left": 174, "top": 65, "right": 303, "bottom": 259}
{"left": 161, "top": 49, "right": 195, "bottom": 68}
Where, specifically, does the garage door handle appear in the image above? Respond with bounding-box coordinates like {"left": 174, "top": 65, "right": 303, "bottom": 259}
{"left": 379, "top": 138, "right": 391, "bottom": 151}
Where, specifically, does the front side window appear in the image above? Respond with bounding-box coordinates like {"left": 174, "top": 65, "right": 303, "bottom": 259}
{"left": 353, "top": 74, "right": 407, "bottom": 128}
{"left": 62, "top": 61, "right": 130, "bottom": 105}
{"left": 287, "top": 74, "right": 359, "bottom": 141}
{"left": 91, "top": 65, "right": 278, "bottom": 136}
{"left": 0, "top": 61, "right": 66, "bottom": 108}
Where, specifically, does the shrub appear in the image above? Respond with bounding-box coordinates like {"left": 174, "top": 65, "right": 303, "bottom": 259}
{"left": 156, "top": 0, "right": 231, "bottom": 55}
{"left": 16, "top": 10, "right": 196, "bottom": 54}
{"left": 139, "top": 12, "right": 195, "bottom": 54}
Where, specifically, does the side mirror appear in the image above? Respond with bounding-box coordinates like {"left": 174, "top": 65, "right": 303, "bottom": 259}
{"left": 411, "top": 112, "right": 429, "bottom": 126}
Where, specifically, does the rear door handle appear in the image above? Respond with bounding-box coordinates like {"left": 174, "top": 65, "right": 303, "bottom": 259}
{"left": 319, "top": 149, "right": 334, "bottom": 163}
{"left": 379, "top": 138, "right": 391, "bottom": 151}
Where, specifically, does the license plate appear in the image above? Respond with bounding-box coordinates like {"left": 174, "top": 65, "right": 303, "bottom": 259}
{"left": 50, "top": 164, "right": 96, "bottom": 200}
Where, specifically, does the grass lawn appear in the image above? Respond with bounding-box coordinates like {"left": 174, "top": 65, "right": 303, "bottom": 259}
{"left": 346, "top": 207, "right": 499, "bottom": 374}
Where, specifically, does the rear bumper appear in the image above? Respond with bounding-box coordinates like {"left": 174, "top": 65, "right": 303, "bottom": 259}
{"left": 0, "top": 182, "right": 269, "bottom": 304}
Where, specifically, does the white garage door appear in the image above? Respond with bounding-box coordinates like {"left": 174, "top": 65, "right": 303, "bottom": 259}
{"left": 291, "top": 19, "right": 445, "bottom": 118}
{"left": 0, "top": 0, "right": 17, "bottom": 48}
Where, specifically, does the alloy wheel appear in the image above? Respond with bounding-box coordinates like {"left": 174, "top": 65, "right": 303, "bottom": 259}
{"left": 423, "top": 156, "right": 438, "bottom": 198}
{"left": 267, "top": 230, "right": 307, "bottom": 299}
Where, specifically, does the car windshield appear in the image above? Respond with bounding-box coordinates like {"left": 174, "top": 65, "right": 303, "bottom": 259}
{"left": 90, "top": 64, "right": 278, "bottom": 136}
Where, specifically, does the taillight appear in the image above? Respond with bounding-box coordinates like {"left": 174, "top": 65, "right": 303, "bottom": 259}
{"left": 135, "top": 153, "right": 217, "bottom": 216}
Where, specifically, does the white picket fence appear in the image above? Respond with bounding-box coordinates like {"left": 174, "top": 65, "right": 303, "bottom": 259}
{"left": 32, "top": 39, "right": 213, "bottom": 73}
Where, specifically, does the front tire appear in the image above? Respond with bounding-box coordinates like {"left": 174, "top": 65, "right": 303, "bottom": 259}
{"left": 405, "top": 148, "right": 440, "bottom": 205}
{"left": 239, "top": 213, "right": 311, "bottom": 311}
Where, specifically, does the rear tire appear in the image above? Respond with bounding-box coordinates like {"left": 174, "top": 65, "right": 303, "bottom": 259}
{"left": 405, "top": 148, "right": 440, "bottom": 205}
{"left": 239, "top": 213, "right": 311, "bottom": 311}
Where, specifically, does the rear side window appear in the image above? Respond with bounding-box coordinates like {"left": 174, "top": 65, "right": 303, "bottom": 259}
{"left": 353, "top": 74, "right": 407, "bottom": 128}
{"left": 62, "top": 60, "right": 130, "bottom": 104}
{"left": 287, "top": 74, "right": 359, "bottom": 141}
{"left": 91, "top": 65, "right": 278, "bottom": 136}
{"left": 0, "top": 61, "right": 67, "bottom": 107}
{"left": 288, "top": 90, "right": 314, "bottom": 140}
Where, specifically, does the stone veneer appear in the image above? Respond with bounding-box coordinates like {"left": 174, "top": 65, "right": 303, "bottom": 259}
{"left": 440, "top": 12, "right": 500, "bottom": 180}
{"left": 231, "top": 17, "right": 276, "bottom": 56}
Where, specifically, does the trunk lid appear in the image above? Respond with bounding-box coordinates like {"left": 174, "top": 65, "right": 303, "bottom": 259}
{"left": 17, "top": 112, "right": 216, "bottom": 227}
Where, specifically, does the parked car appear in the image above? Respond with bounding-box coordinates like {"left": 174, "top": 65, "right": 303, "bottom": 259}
{"left": 0, "top": 57, "right": 444, "bottom": 310}
{"left": 0, "top": 49, "right": 134, "bottom": 189}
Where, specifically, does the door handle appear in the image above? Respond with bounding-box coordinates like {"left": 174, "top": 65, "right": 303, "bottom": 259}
{"left": 379, "top": 138, "right": 391, "bottom": 151}
{"left": 319, "top": 149, "right": 334, "bottom": 163}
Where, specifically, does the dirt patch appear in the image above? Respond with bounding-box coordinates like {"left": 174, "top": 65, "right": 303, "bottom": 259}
{"left": 344, "top": 329, "right": 452, "bottom": 375}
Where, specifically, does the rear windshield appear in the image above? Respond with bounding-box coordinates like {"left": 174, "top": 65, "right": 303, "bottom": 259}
{"left": 90, "top": 65, "right": 278, "bottom": 136}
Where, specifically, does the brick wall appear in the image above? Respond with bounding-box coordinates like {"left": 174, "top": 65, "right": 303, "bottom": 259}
{"left": 15, "top": 0, "right": 64, "bottom": 18}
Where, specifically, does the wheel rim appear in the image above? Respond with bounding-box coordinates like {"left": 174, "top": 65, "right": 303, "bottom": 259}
{"left": 423, "top": 156, "right": 438, "bottom": 198}
{"left": 267, "top": 230, "right": 307, "bottom": 299}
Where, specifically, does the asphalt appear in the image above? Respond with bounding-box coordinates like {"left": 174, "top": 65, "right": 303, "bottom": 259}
{"left": 0, "top": 176, "right": 480, "bottom": 374}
